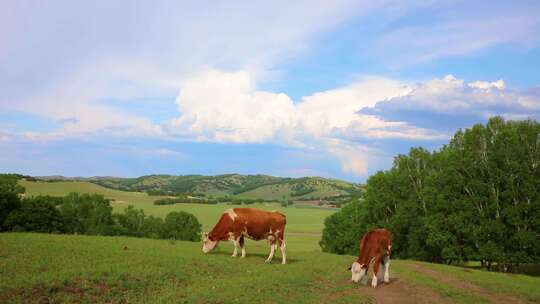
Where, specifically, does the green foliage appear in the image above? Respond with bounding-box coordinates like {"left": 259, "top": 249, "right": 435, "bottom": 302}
{"left": 319, "top": 199, "right": 369, "bottom": 254}
{"left": 4, "top": 197, "right": 65, "bottom": 233}
{"left": 161, "top": 211, "right": 201, "bottom": 241}
{"left": 59, "top": 193, "right": 119, "bottom": 235}
{"left": 154, "top": 197, "right": 218, "bottom": 205}
{"left": 115, "top": 205, "right": 146, "bottom": 237}
{"left": 322, "top": 117, "right": 540, "bottom": 270}
{"left": 0, "top": 174, "right": 24, "bottom": 230}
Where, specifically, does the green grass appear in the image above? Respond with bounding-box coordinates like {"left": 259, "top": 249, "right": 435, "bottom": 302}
{"left": 391, "top": 262, "right": 489, "bottom": 304}
{"left": 20, "top": 180, "right": 335, "bottom": 235}
{"left": 13, "top": 180, "right": 540, "bottom": 303}
{"left": 422, "top": 261, "right": 540, "bottom": 302}
{"left": 0, "top": 233, "right": 370, "bottom": 304}
{"left": 19, "top": 180, "right": 163, "bottom": 205}
{"left": 2, "top": 233, "right": 539, "bottom": 304}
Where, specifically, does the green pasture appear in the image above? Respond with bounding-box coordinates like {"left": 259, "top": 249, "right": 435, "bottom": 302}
{"left": 2, "top": 233, "right": 539, "bottom": 304}
{"left": 19, "top": 180, "right": 334, "bottom": 237}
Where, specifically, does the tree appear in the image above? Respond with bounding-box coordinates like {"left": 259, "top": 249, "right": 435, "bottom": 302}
{"left": 321, "top": 117, "right": 540, "bottom": 270}
{"left": 319, "top": 199, "right": 369, "bottom": 255}
{"left": 4, "top": 197, "right": 65, "bottom": 233}
{"left": 59, "top": 193, "right": 119, "bottom": 235}
{"left": 141, "top": 216, "right": 165, "bottom": 239}
{"left": 0, "top": 174, "right": 24, "bottom": 230}
{"left": 116, "top": 205, "right": 146, "bottom": 237}
{"left": 161, "top": 211, "right": 201, "bottom": 241}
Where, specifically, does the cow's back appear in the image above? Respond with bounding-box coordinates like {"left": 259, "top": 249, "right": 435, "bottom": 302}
{"left": 233, "top": 208, "right": 286, "bottom": 240}
{"left": 358, "top": 229, "right": 392, "bottom": 265}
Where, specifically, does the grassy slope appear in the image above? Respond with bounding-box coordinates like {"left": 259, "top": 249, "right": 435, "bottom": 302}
{"left": 19, "top": 180, "right": 334, "bottom": 251}
{"left": 2, "top": 233, "right": 539, "bottom": 304}
{"left": 19, "top": 180, "right": 163, "bottom": 205}
{"left": 73, "top": 174, "right": 361, "bottom": 199}
{"left": 238, "top": 183, "right": 349, "bottom": 200}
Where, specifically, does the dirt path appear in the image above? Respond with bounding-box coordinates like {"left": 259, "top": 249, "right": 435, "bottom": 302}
{"left": 358, "top": 277, "right": 452, "bottom": 304}
{"left": 405, "top": 262, "right": 524, "bottom": 304}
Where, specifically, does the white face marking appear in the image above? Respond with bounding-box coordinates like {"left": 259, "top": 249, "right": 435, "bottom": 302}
{"left": 202, "top": 234, "right": 218, "bottom": 253}
{"left": 350, "top": 262, "right": 366, "bottom": 283}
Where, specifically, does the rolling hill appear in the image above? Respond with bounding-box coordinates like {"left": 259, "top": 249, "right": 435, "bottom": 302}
{"left": 35, "top": 174, "right": 364, "bottom": 201}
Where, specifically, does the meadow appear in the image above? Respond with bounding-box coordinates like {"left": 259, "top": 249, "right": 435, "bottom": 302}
{"left": 8, "top": 180, "right": 540, "bottom": 303}
{"left": 1, "top": 233, "right": 539, "bottom": 304}
{"left": 19, "top": 180, "right": 334, "bottom": 251}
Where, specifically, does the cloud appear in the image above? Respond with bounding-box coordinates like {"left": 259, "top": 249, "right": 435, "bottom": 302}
{"left": 167, "top": 70, "right": 296, "bottom": 143}
{"left": 163, "top": 71, "right": 540, "bottom": 176}
{"left": 368, "top": 75, "right": 540, "bottom": 115}
{"left": 375, "top": 8, "right": 540, "bottom": 67}
{"left": 164, "top": 69, "right": 448, "bottom": 176}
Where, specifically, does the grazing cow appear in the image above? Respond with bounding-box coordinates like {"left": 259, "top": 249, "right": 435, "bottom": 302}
{"left": 350, "top": 228, "right": 392, "bottom": 288}
{"left": 202, "top": 208, "right": 287, "bottom": 264}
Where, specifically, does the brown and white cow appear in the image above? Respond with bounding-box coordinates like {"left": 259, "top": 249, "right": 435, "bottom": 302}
{"left": 202, "top": 208, "right": 287, "bottom": 264}
{"left": 350, "top": 228, "right": 392, "bottom": 288}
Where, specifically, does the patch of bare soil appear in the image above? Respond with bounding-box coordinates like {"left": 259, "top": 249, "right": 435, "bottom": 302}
{"left": 358, "top": 277, "right": 452, "bottom": 304}
{"left": 406, "top": 262, "right": 525, "bottom": 304}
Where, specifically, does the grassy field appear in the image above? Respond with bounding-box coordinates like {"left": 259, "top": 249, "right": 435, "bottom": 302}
{"left": 20, "top": 180, "right": 334, "bottom": 233}
{"left": 13, "top": 180, "right": 540, "bottom": 303}
{"left": 1, "top": 233, "right": 539, "bottom": 304}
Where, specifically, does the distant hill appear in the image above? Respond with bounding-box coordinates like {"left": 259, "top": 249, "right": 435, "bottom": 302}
{"left": 34, "top": 174, "right": 363, "bottom": 201}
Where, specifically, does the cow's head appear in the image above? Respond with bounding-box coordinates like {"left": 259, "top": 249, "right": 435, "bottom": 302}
{"left": 202, "top": 233, "right": 219, "bottom": 253}
{"left": 350, "top": 262, "right": 367, "bottom": 283}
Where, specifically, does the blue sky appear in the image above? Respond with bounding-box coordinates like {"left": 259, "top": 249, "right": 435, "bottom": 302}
{"left": 1, "top": 1, "right": 540, "bottom": 182}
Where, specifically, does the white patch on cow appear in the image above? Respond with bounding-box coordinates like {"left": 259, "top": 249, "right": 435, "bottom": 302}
{"left": 280, "top": 241, "right": 287, "bottom": 264}
{"left": 226, "top": 209, "right": 238, "bottom": 221}
{"left": 384, "top": 258, "right": 390, "bottom": 283}
{"left": 231, "top": 239, "right": 239, "bottom": 257}
{"left": 202, "top": 234, "right": 218, "bottom": 253}
{"left": 241, "top": 246, "right": 246, "bottom": 258}
{"left": 265, "top": 243, "right": 276, "bottom": 263}
{"left": 371, "top": 273, "right": 378, "bottom": 287}
{"left": 350, "top": 262, "right": 366, "bottom": 283}
{"left": 228, "top": 232, "right": 236, "bottom": 240}
{"left": 267, "top": 235, "right": 275, "bottom": 242}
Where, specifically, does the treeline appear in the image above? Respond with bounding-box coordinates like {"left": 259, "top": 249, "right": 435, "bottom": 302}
{"left": 321, "top": 117, "right": 540, "bottom": 271}
{"left": 0, "top": 177, "right": 201, "bottom": 241}
{"left": 153, "top": 196, "right": 272, "bottom": 206}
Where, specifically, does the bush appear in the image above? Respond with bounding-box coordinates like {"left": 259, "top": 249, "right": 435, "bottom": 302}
{"left": 161, "top": 211, "right": 201, "bottom": 241}
{"left": 319, "top": 199, "right": 369, "bottom": 255}
{"left": 0, "top": 174, "right": 24, "bottom": 230}
{"left": 4, "top": 197, "right": 65, "bottom": 233}
{"left": 59, "top": 193, "right": 119, "bottom": 235}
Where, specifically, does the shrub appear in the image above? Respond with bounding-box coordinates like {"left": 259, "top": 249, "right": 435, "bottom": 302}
{"left": 4, "top": 197, "right": 65, "bottom": 233}
{"left": 319, "top": 199, "right": 369, "bottom": 255}
{"left": 161, "top": 211, "right": 201, "bottom": 241}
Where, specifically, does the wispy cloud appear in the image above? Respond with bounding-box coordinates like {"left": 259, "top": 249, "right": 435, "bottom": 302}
{"left": 374, "top": 7, "right": 540, "bottom": 67}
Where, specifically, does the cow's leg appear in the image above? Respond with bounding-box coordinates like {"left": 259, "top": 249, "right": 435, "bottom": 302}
{"left": 239, "top": 236, "right": 246, "bottom": 258}
{"left": 372, "top": 256, "right": 383, "bottom": 287}
{"left": 231, "top": 238, "right": 240, "bottom": 257}
{"left": 265, "top": 242, "right": 276, "bottom": 263}
{"left": 278, "top": 238, "right": 287, "bottom": 264}
{"left": 383, "top": 255, "right": 390, "bottom": 283}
